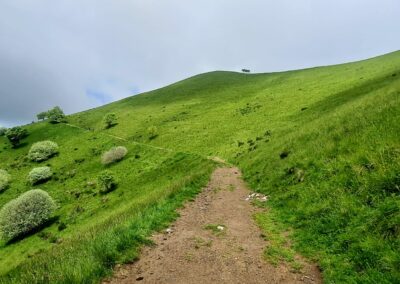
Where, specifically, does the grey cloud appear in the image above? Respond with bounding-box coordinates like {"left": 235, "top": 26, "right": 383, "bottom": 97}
{"left": 0, "top": 0, "right": 399, "bottom": 126}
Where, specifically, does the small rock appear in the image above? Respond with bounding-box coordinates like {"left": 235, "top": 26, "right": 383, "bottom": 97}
{"left": 217, "top": 225, "right": 225, "bottom": 231}
{"left": 165, "top": 228, "right": 173, "bottom": 234}
{"left": 136, "top": 276, "right": 144, "bottom": 281}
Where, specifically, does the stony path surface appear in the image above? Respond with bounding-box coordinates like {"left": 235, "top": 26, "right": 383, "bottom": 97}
{"left": 104, "top": 167, "right": 322, "bottom": 284}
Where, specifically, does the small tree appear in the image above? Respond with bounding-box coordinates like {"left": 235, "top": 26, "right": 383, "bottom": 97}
{"left": 5, "top": 127, "right": 28, "bottom": 148}
{"left": 97, "top": 170, "right": 118, "bottom": 193}
{"left": 147, "top": 126, "right": 158, "bottom": 140}
{"left": 47, "top": 106, "right": 66, "bottom": 123}
{"left": 103, "top": 113, "right": 117, "bottom": 129}
{"left": 36, "top": 112, "right": 48, "bottom": 121}
{"left": 241, "top": 69, "right": 251, "bottom": 73}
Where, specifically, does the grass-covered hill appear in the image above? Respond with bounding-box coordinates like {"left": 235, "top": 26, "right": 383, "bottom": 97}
{"left": 0, "top": 50, "right": 399, "bottom": 283}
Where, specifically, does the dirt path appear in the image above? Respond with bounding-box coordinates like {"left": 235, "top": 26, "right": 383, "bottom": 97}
{"left": 104, "top": 167, "right": 321, "bottom": 284}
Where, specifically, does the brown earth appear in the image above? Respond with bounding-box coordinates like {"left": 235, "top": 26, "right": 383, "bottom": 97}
{"left": 103, "top": 167, "right": 322, "bottom": 284}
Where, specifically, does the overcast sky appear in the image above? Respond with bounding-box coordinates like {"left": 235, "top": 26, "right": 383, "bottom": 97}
{"left": 0, "top": 0, "right": 399, "bottom": 127}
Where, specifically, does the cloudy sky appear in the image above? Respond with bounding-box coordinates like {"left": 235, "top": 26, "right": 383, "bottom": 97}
{"left": 0, "top": 0, "right": 399, "bottom": 127}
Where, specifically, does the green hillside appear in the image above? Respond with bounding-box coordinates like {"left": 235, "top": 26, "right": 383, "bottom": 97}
{"left": 1, "top": 51, "right": 399, "bottom": 283}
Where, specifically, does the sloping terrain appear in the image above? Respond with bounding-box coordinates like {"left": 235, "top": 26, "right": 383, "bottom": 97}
{"left": 0, "top": 50, "right": 399, "bottom": 283}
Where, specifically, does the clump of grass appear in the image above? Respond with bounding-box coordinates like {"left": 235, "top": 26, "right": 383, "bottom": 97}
{"left": 204, "top": 224, "right": 226, "bottom": 236}
{"left": 193, "top": 237, "right": 212, "bottom": 249}
{"left": 27, "top": 140, "right": 59, "bottom": 162}
{"left": 0, "top": 189, "right": 56, "bottom": 241}
{"left": 27, "top": 166, "right": 52, "bottom": 185}
{"left": 101, "top": 146, "right": 128, "bottom": 165}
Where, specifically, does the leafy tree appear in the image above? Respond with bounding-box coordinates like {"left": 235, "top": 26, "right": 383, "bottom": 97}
{"left": 241, "top": 69, "right": 251, "bottom": 73}
{"left": 5, "top": 127, "right": 28, "bottom": 148}
{"left": 47, "top": 106, "right": 66, "bottom": 123}
{"left": 103, "top": 113, "right": 117, "bottom": 129}
{"left": 36, "top": 111, "right": 48, "bottom": 121}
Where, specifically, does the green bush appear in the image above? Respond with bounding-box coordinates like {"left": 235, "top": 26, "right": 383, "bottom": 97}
{"left": 0, "top": 127, "right": 7, "bottom": 136}
{"left": 147, "top": 126, "right": 158, "bottom": 140}
{"left": 0, "top": 189, "right": 56, "bottom": 241}
{"left": 0, "top": 169, "right": 11, "bottom": 192}
{"left": 5, "top": 127, "right": 28, "bottom": 148}
{"left": 28, "top": 167, "right": 52, "bottom": 185}
{"left": 101, "top": 146, "right": 128, "bottom": 165}
{"left": 47, "top": 106, "right": 66, "bottom": 123}
{"left": 28, "top": 141, "right": 59, "bottom": 162}
{"left": 97, "top": 170, "right": 118, "bottom": 193}
{"left": 103, "top": 113, "right": 117, "bottom": 129}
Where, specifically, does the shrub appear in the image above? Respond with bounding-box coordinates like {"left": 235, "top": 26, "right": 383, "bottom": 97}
{"left": 0, "top": 127, "right": 7, "bottom": 136}
{"left": 0, "top": 170, "right": 11, "bottom": 192}
{"left": 28, "top": 141, "right": 59, "bottom": 162}
{"left": 5, "top": 127, "right": 28, "bottom": 148}
{"left": 101, "top": 146, "right": 128, "bottom": 165}
{"left": 103, "top": 113, "right": 117, "bottom": 129}
{"left": 28, "top": 167, "right": 52, "bottom": 185}
{"left": 97, "top": 170, "right": 118, "bottom": 193}
{"left": 0, "top": 189, "right": 56, "bottom": 241}
{"left": 147, "top": 126, "right": 158, "bottom": 140}
{"left": 47, "top": 106, "right": 66, "bottom": 123}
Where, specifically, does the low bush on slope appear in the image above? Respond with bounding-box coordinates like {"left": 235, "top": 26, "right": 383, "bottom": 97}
{"left": 27, "top": 166, "right": 53, "bottom": 185}
{"left": 101, "top": 146, "right": 128, "bottom": 165}
{"left": 28, "top": 140, "right": 59, "bottom": 162}
{"left": 0, "top": 189, "right": 56, "bottom": 242}
{"left": 0, "top": 170, "right": 10, "bottom": 192}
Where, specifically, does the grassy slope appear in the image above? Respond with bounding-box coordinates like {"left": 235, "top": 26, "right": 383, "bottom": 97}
{"left": 0, "top": 51, "right": 399, "bottom": 282}
{"left": 0, "top": 122, "right": 216, "bottom": 282}
{"left": 67, "top": 51, "right": 399, "bottom": 283}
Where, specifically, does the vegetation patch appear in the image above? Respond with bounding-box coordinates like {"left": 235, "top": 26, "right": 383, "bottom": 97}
{"left": 101, "top": 146, "right": 128, "bottom": 165}
{"left": 28, "top": 140, "right": 59, "bottom": 162}
{"left": 0, "top": 170, "right": 11, "bottom": 192}
{"left": 254, "top": 212, "right": 303, "bottom": 272}
{"left": 204, "top": 224, "right": 226, "bottom": 236}
{"left": 27, "top": 166, "right": 52, "bottom": 185}
{"left": 0, "top": 189, "right": 56, "bottom": 242}
{"left": 97, "top": 170, "right": 118, "bottom": 194}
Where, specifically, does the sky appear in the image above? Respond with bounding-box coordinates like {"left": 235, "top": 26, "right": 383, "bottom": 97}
{"left": 0, "top": 0, "right": 399, "bottom": 127}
